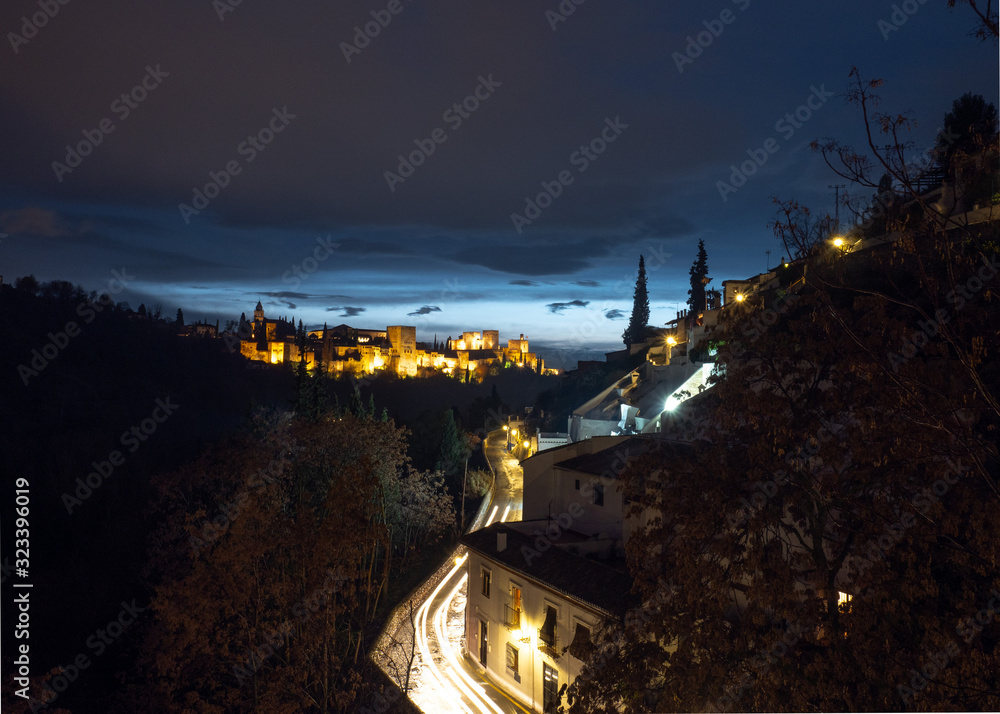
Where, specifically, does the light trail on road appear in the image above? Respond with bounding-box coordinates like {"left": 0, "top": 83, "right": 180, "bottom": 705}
{"left": 434, "top": 566, "right": 506, "bottom": 714}
{"left": 413, "top": 558, "right": 471, "bottom": 714}
{"left": 410, "top": 507, "right": 524, "bottom": 714}
{"left": 401, "top": 429, "right": 527, "bottom": 714}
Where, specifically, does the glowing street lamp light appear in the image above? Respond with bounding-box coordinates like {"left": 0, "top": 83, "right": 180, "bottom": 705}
{"left": 735, "top": 293, "right": 745, "bottom": 303}
{"left": 832, "top": 237, "right": 844, "bottom": 248}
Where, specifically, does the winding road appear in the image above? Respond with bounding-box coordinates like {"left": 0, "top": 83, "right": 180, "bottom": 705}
{"left": 390, "top": 430, "right": 530, "bottom": 714}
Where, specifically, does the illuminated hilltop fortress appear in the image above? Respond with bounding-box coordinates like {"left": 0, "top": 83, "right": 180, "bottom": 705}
{"left": 238, "top": 301, "right": 548, "bottom": 379}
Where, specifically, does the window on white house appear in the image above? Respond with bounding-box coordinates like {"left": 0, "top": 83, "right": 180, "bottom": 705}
{"left": 539, "top": 605, "right": 557, "bottom": 649}
{"left": 506, "top": 643, "right": 519, "bottom": 675}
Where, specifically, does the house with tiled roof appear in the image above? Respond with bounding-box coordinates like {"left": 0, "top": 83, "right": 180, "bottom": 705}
{"left": 461, "top": 435, "right": 694, "bottom": 712}
{"left": 461, "top": 521, "right": 637, "bottom": 712}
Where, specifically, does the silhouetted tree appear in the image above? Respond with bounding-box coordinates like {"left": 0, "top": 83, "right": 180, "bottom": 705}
{"left": 946, "top": 0, "right": 999, "bottom": 41}
{"left": 14, "top": 274, "right": 39, "bottom": 295}
{"left": 176, "top": 308, "right": 184, "bottom": 326}
{"left": 435, "top": 408, "right": 467, "bottom": 487}
{"left": 135, "top": 411, "right": 453, "bottom": 712}
{"left": 623, "top": 255, "right": 650, "bottom": 348}
{"left": 687, "top": 239, "right": 709, "bottom": 317}
{"left": 570, "top": 64, "right": 1000, "bottom": 714}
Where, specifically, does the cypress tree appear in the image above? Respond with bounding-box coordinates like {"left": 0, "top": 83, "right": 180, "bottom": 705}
{"left": 436, "top": 408, "right": 467, "bottom": 485}
{"left": 623, "top": 255, "right": 650, "bottom": 347}
{"left": 688, "top": 240, "right": 709, "bottom": 317}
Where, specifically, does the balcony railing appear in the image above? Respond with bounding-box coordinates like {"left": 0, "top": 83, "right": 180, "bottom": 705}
{"left": 504, "top": 604, "right": 521, "bottom": 630}
{"left": 539, "top": 627, "right": 558, "bottom": 658}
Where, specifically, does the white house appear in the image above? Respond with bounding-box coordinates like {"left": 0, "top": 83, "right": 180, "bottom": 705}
{"left": 461, "top": 522, "right": 636, "bottom": 712}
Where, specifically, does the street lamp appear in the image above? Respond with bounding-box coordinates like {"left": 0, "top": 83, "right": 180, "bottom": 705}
{"left": 512, "top": 627, "right": 536, "bottom": 708}
{"left": 664, "top": 335, "right": 677, "bottom": 366}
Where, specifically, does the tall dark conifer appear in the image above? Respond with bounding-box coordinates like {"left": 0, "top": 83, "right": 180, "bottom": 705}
{"left": 687, "top": 240, "right": 709, "bottom": 316}
{"left": 623, "top": 255, "right": 650, "bottom": 347}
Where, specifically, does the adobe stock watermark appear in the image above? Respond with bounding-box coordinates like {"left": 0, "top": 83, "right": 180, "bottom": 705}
{"left": 213, "top": 0, "right": 247, "bottom": 21}
{"left": 877, "top": 0, "right": 930, "bottom": 41}
{"left": 860, "top": 127, "right": 958, "bottom": 225}
{"left": 727, "top": 422, "right": 838, "bottom": 529}
{"left": 706, "top": 620, "right": 805, "bottom": 712}
{"left": 545, "top": 0, "right": 587, "bottom": 31}
{"left": 281, "top": 235, "right": 340, "bottom": 287}
{"left": 519, "top": 441, "right": 661, "bottom": 565}
{"left": 898, "top": 589, "right": 1000, "bottom": 705}
{"left": 568, "top": 242, "right": 673, "bottom": 344}
{"left": 51, "top": 64, "right": 169, "bottom": 183}
{"left": 564, "top": 579, "right": 678, "bottom": 706}
{"left": 14, "top": 599, "right": 146, "bottom": 709}
{"left": 189, "top": 438, "right": 299, "bottom": 555}
{"left": 716, "top": 84, "right": 834, "bottom": 202}
{"left": 510, "top": 116, "right": 628, "bottom": 233}
{"left": 888, "top": 255, "right": 999, "bottom": 372}
{"left": 384, "top": 74, "right": 502, "bottom": 192}
{"left": 853, "top": 456, "right": 969, "bottom": 577}
{"left": 17, "top": 268, "right": 135, "bottom": 386}
{"left": 61, "top": 397, "right": 180, "bottom": 514}
{"left": 7, "top": 0, "right": 71, "bottom": 55}
{"left": 672, "top": 0, "right": 751, "bottom": 74}
{"left": 178, "top": 106, "right": 296, "bottom": 224}
{"left": 232, "top": 568, "right": 348, "bottom": 683}
{"left": 340, "top": 0, "right": 413, "bottom": 63}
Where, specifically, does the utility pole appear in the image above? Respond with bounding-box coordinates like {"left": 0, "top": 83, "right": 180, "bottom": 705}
{"left": 460, "top": 452, "right": 469, "bottom": 532}
{"left": 828, "top": 184, "right": 846, "bottom": 231}
{"left": 765, "top": 249, "right": 771, "bottom": 272}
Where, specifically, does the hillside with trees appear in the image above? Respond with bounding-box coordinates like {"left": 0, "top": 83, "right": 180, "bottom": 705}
{"left": 566, "top": 75, "right": 999, "bottom": 713}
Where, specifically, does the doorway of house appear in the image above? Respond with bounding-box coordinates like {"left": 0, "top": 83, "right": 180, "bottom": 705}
{"left": 479, "top": 620, "right": 488, "bottom": 666}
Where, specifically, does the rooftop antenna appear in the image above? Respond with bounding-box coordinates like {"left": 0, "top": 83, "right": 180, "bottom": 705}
{"left": 828, "top": 184, "right": 846, "bottom": 231}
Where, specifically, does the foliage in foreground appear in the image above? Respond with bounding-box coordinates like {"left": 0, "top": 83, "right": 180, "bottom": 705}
{"left": 124, "top": 411, "right": 452, "bottom": 713}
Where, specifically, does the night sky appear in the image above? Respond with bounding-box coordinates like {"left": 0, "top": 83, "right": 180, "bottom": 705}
{"left": 2, "top": 0, "right": 996, "bottom": 367}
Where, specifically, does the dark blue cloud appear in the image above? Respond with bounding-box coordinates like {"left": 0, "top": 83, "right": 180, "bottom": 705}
{"left": 407, "top": 305, "right": 442, "bottom": 316}
{"left": 1, "top": 0, "right": 992, "bottom": 347}
{"left": 547, "top": 300, "right": 589, "bottom": 314}
{"left": 326, "top": 306, "right": 366, "bottom": 317}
